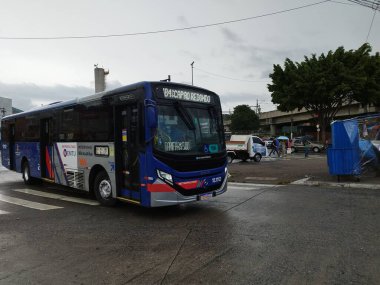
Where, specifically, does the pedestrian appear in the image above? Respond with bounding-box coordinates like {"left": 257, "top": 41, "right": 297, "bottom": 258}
{"left": 304, "top": 139, "right": 310, "bottom": 158}
{"left": 269, "top": 138, "right": 280, "bottom": 157}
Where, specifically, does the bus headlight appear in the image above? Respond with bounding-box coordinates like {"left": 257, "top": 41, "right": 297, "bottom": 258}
{"left": 157, "top": 170, "right": 173, "bottom": 185}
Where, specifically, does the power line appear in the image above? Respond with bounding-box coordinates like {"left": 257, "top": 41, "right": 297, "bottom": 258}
{"left": 0, "top": 0, "right": 331, "bottom": 40}
{"left": 347, "top": 0, "right": 380, "bottom": 10}
{"left": 329, "top": 0, "right": 355, "bottom": 4}
{"left": 194, "top": 67, "right": 270, "bottom": 83}
{"left": 366, "top": 9, "right": 377, "bottom": 42}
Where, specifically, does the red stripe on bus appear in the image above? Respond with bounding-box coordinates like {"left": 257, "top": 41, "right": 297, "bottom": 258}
{"left": 147, "top": 183, "right": 175, "bottom": 193}
{"left": 45, "top": 147, "right": 54, "bottom": 179}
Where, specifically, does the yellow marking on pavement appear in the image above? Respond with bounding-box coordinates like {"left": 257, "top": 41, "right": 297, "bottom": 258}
{"left": 117, "top": 197, "right": 140, "bottom": 205}
{"left": 13, "top": 189, "right": 100, "bottom": 206}
{"left": 0, "top": 194, "right": 63, "bottom": 211}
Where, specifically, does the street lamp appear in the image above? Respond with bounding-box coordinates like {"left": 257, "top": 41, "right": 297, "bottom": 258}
{"left": 191, "top": 61, "right": 194, "bottom": 85}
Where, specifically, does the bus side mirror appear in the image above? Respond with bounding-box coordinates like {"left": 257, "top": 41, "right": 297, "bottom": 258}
{"left": 147, "top": 105, "right": 158, "bottom": 129}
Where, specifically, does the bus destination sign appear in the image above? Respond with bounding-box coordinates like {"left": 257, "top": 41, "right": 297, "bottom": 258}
{"left": 159, "top": 87, "right": 213, "bottom": 104}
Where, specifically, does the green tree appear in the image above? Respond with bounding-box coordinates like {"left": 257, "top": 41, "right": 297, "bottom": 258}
{"left": 268, "top": 43, "right": 380, "bottom": 142}
{"left": 230, "top": 104, "right": 259, "bottom": 132}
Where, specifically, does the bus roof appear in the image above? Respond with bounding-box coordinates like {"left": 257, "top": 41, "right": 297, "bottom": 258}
{"left": 2, "top": 81, "right": 215, "bottom": 121}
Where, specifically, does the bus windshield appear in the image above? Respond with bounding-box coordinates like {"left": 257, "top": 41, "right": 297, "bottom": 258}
{"left": 154, "top": 103, "right": 224, "bottom": 156}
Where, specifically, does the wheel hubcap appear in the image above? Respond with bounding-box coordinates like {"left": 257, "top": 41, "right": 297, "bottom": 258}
{"left": 99, "top": 180, "right": 112, "bottom": 199}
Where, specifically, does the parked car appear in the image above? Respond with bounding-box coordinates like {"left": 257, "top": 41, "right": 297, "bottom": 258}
{"left": 291, "top": 139, "right": 325, "bottom": 153}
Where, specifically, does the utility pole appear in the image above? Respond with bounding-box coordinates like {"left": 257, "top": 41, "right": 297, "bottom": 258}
{"left": 290, "top": 111, "right": 294, "bottom": 140}
{"left": 251, "top": 99, "right": 261, "bottom": 115}
{"left": 191, "top": 61, "right": 194, "bottom": 85}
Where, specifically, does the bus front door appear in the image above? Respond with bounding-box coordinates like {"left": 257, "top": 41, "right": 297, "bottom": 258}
{"left": 40, "top": 118, "right": 54, "bottom": 181}
{"left": 115, "top": 105, "right": 141, "bottom": 202}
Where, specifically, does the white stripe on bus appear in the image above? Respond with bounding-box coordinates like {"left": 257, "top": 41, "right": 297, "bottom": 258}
{"left": 0, "top": 194, "right": 63, "bottom": 211}
{"left": 13, "top": 189, "right": 100, "bottom": 206}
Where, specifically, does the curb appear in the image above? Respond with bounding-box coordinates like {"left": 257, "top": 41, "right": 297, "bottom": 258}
{"left": 291, "top": 177, "right": 380, "bottom": 190}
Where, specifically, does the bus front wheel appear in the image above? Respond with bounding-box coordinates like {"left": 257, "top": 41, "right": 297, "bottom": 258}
{"left": 94, "top": 171, "right": 117, "bottom": 206}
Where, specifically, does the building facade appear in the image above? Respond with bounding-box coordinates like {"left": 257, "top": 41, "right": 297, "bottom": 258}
{"left": 0, "top": 97, "right": 13, "bottom": 141}
{"left": 259, "top": 103, "right": 380, "bottom": 141}
{"left": 0, "top": 97, "right": 12, "bottom": 119}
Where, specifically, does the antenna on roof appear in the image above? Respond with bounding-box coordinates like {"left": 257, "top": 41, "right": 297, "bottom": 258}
{"left": 160, "top": 75, "right": 171, "bottom": 82}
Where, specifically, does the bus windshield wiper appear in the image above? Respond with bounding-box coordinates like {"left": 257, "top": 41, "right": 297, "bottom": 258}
{"left": 174, "top": 102, "right": 195, "bottom": 130}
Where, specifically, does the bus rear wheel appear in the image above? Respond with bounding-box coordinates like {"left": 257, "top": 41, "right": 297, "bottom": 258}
{"left": 22, "top": 161, "right": 33, "bottom": 185}
{"left": 94, "top": 171, "right": 117, "bottom": 206}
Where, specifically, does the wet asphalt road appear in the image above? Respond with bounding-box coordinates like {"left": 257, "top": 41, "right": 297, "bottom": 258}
{"left": 1, "top": 169, "right": 380, "bottom": 284}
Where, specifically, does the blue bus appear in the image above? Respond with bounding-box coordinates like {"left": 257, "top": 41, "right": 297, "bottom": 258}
{"left": 1, "top": 82, "right": 227, "bottom": 207}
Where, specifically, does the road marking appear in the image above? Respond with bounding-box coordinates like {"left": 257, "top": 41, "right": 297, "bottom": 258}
{"left": 228, "top": 182, "right": 280, "bottom": 188}
{"left": 244, "top": 176, "right": 278, "bottom": 181}
{"left": 13, "top": 189, "right": 100, "bottom": 206}
{"left": 0, "top": 210, "right": 10, "bottom": 215}
{"left": 291, "top": 177, "right": 311, "bottom": 185}
{"left": 0, "top": 194, "right": 63, "bottom": 211}
{"left": 227, "top": 185, "right": 280, "bottom": 192}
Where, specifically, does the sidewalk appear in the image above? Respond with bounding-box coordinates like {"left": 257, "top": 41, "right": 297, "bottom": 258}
{"left": 227, "top": 153, "right": 380, "bottom": 189}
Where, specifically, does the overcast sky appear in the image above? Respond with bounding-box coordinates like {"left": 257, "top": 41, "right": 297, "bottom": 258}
{"left": 0, "top": 0, "right": 379, "bottom": 113}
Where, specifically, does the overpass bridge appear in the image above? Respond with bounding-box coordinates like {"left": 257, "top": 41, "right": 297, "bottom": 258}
{"left": 259, "top": 103, "right": 380, "bottom": 139}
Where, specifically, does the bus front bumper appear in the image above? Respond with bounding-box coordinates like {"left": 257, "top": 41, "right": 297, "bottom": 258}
{"left": 149, "top": 175, "right": 228, "bottom": 207}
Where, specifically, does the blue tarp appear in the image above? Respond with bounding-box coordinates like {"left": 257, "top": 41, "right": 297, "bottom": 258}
{"left": 328, "top": 114, "right": 380, "bottom": 176}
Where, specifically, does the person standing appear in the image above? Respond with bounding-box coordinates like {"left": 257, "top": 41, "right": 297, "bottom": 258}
{"left": 304, "top": 139, "right": 310, "bottom": 158}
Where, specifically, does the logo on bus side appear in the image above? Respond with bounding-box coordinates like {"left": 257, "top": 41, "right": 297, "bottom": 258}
{"left": 57, "top": 143, "right": 78, "bottom": 170}
{"left": 63, "top": 149, "right": 76, "bottom": 157}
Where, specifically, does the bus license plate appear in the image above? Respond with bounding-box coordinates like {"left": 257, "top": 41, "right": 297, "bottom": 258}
{"left": 200, "top": 193, "right": 212, "bottom": 201}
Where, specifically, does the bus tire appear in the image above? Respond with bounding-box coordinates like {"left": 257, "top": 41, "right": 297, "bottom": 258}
{"left": 94, "top": 171, "right": 117, "bottom": 206}
{"left": 22, "top": 161, "right": 33, "bottom": 185}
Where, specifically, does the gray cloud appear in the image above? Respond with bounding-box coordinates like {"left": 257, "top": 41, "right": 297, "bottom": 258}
{"left": 177, "top": 15, "right": 190, "bottom": 26}
{"left": 216, "top": 39, "right": 313, "bottom": 80}
{"left": 219, "top": 91, "right": 273, "bottom": 111}
{"left": 221, "top": 28, "right": 243, "bottom": 43}
{"left": 0, "top": 82, "right": 93, "bottom": 112}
